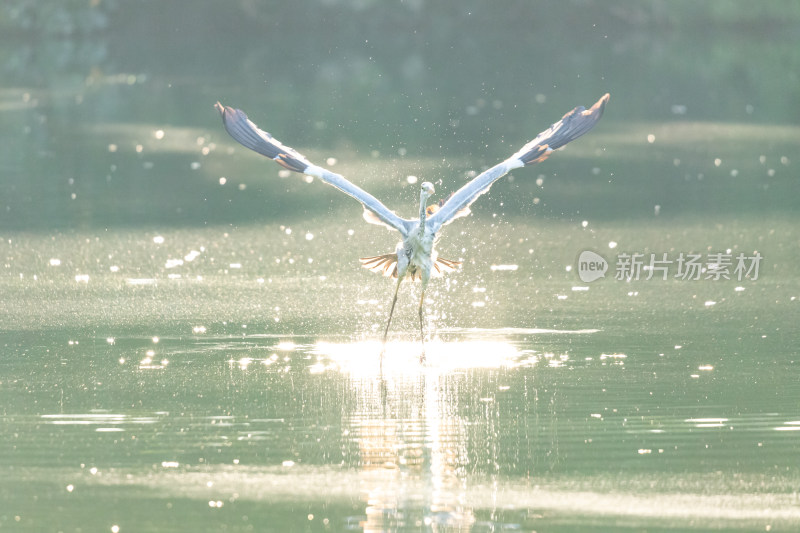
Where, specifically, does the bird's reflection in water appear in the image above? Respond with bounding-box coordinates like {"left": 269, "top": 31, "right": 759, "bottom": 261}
{"left": 315, "top": 339, "right": 520, "bottom": 532}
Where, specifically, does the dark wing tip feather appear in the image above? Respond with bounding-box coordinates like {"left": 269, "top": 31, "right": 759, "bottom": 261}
{"left": 519, "top": 93, "right": 609, "bottom": 165}
{"left": 215, "top": 101, "right": 309, "bottom": 173}
{"left": 546, "top": 92, "right": 609, "bottom": 150}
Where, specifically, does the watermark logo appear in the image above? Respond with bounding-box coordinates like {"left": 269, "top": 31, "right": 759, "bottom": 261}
{"left": 577, "top": 250, "right": 762, "bottom": 282}
{"left": 577, "top": 250, "right": 608, "bottom": 282}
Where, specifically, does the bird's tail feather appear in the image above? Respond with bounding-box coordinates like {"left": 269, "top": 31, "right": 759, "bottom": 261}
{"left": 359, "top": 254, "right": 398, "bottom": 278}
{"left": 359, "top": 254, "right": 461, "bottom": 279}
{"left": 432, "top": 256, "right": 461, "bottom": 275}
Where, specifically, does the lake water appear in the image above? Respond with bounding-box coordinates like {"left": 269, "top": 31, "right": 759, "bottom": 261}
{"left": 2, "top": 2, "right": 799, "bottom": 532}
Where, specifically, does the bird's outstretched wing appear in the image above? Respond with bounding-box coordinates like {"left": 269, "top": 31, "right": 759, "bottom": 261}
{"left": 427, "top": 93, "right": 609, "bottom": 233}
{"left": 215, "top": 102, "right": 414, "bottom": 236}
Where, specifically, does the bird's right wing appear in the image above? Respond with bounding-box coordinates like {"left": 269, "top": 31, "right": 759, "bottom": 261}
{"left": 427, "top": 93, "right": 609, "bottom": 233}
{"left": 215, "top": 102, "right": 414, "bottom": 236}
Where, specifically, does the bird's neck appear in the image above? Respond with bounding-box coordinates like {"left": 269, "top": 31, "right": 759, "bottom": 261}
{"left": 418, "top": 195, "right": 428, "bottom": 233}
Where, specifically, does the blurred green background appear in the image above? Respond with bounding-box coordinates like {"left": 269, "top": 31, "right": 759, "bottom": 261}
{"left": 2, "top": 0, "right": 798, "bottom": 231}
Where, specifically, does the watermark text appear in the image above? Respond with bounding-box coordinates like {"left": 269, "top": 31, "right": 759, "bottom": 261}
{"left": 577, "top": 251, "right": 761, "bottom": 282}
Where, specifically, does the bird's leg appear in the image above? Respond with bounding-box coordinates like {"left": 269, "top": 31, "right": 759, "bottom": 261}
{"left": 418, "top": 287, "right": 427, "bottom": 362}
{"left": 382, "top": 276, "right": 403, "bottom": 348}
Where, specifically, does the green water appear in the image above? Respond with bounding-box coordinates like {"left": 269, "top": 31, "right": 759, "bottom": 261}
{"left": 2, "top": 2, "right": 800, "bottom": 532}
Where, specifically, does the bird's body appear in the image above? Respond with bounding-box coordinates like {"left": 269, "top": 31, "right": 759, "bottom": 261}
{"left": 215, "top": 93, "right": 609, "bottom": 354}
{"left": 398, "top": 228, "right": 435, "bottom": 284}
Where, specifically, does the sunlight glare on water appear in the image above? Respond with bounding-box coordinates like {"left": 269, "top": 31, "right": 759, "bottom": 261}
{"left": 313, "top": 339, "right": 521, "bottom": 376}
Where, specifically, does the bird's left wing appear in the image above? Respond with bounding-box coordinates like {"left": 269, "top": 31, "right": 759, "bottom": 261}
{"left": 427, "top": 93, "right": 609, "bottom": 233}
{"left": 215, "top": 103, "right": 414, "bottom": 236}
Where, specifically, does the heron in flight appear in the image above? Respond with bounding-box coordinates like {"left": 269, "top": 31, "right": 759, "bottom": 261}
{"left": 215, "top": 93, "right": 609, "bottom": 353}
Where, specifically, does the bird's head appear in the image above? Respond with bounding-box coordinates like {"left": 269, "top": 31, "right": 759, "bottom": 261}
{"left": 420, "top": 181, "right": 435, "bottom": 200}
{"left": 418, "top": 182, "right": 436, "bottom": 223}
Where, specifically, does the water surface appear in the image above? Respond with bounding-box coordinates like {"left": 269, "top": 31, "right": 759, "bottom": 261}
{"left": 2, "top": 2, "right": 799, "bottom": 532}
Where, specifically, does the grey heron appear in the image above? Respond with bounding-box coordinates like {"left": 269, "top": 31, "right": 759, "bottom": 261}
{"left": 215, "top": 93, "right": 609, "bottom": 353}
